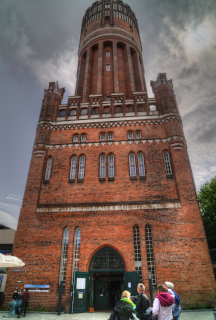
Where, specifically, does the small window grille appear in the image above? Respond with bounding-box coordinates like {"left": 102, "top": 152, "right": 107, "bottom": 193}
{"left": 100, "top": 133, "right": 106, "bottom": 141}
{"left": 128, "top": 132, "right": 133, "bottom": 140}
{"left": 100, "top": 154, "right": 106, "bottom": 178}
{"left": 133, "top": 225, "right": 143, "bottom": 282}
{"left": 73, "top": 228, "right": 81, "bottom": 272}
{"left": 108, "top": 133, "right": 114, "bottom": 141}
{"left": 138, "top": 153, "right": 145, "bottom": 177}
{"left": 78, "top": 155, "right": 85, "bottom": 179}
{"left": 45, "top": 157, "right": 52, "bottom": 181}
{"left": 136, "top": 131, "right": 141, "bottom": 139}
{"left": 106, "top": 64, "right": 110, "bottom": 71}
{"left": 59, "top": 227, "right": 69, "bottom": 284}
{"left": 163, "top": 151, "right": 172, "bottom": 175}
{"left": 108, "top": 154, "right": 115, "bottom": 178}
{"left": 70, "top": 156, "right": 77, "bottom": 180}
{"left": 73, "top": 135, "right": 79, "bottom": 143}
{"left": 106, "top": 51, "right": 110, "bottom": 57}
{"left": 106, "top": 96, "right": 111, "bottom": 101}
{"left": 129, "top": 153, "right": 136, "bottom": 177}
{"left": 145, "top": 225, "right": 157, "bottom": 285}
{"left": 81, "top": 134, "right": 86, "bottom": 142}
{"left": 59, "top": 110, "right": 66, "bottom": 117}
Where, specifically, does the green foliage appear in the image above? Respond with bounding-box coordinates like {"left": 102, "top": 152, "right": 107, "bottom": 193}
{"left": 197, "top": 176, "right": 216, "bottom": 249}
{"left": 38, "top": 306, "right": 45, "bottom": 312}
{"left": 88, "top": 281, "right": 94, "bottom": 308}
{"left": 26, "top": 307, "right": 33, "bottom": 311}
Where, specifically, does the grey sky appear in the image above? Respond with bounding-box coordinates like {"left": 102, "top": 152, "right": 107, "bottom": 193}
{"left": 0, "top": 0, "right": 216, "bottom": 230}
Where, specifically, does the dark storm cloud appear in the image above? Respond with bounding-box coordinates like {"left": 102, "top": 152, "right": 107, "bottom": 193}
{"left": 178, "top": 63, "right": 200, "bottom": 78}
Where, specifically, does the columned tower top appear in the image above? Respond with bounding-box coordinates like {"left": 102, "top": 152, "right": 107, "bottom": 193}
{"left": 75, "top": 0, "right": 146, "bottom": 102}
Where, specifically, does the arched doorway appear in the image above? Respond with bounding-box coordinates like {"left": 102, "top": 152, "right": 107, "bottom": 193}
{"left": 89, "top": 247, "right": 125, "bottom": 310}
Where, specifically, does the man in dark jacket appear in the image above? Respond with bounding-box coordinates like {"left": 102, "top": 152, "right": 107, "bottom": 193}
{"left": 136, "top": 283, "right": 150, "bottom": 320}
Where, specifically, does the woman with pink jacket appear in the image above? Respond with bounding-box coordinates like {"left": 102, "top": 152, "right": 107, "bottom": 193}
{"left": 152, "top": 283, "right": 175, "bottom": 320}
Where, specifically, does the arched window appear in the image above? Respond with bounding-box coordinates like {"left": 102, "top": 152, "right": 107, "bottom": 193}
{"left": 145, "top": 225, "right": 156, "bottom": 285}
{"left": 129, "top": 153, "right": 136, "bottom": 177}
{"left": 81, "top": 108, "right": 88, "bottom": 115}
{"left": 45, "top": 157, "right": 52, "bottom": 181}
{"left": 163, "top": 151, "right": 172, "bottom": 175}
{"left": 59, "top": 227, "right": 69, "bottom": 284}
{"left": 70, "top": 156, "right": 77, "bottom": 180}
{"left": 78, "top": 155, "right": 85, "bottom": 180}
{"left": 133, "top": 225, "right": 142, "bottom": 282}
{"left": 73, "top": 228, "right": 81, "bottom": 272}
{"left": 108, "top": 154, "right": 115, "bottom": 178}
{"left": 59, "top": 110, "right": 66, "bottom": 117}
{"left": 100, "top": 154, "right": 106, "bottom": 178}
{"left": 138, "top": 152, "right": 145, "bottom": 177}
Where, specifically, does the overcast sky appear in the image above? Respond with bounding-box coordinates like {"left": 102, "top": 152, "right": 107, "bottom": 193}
{"left": 0, "top": 0, "right": 216, "bottom": 230}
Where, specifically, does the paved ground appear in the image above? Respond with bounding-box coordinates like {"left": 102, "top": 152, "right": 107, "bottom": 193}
{"left": 0, "top": 310, "right": 215, "bottom": 320}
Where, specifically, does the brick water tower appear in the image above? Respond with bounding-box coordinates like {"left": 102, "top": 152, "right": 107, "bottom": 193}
{"left": 5, "top": 0, "right": 216, "bottom": 312}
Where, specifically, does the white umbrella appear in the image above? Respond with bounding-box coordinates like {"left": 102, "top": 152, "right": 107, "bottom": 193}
{"left": 0, "top": 253, "right": 25, "bottom": 268}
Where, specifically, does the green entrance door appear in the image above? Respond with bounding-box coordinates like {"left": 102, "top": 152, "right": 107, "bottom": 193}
{"left": 94, "top": 280, "right": 109, "bottom": 310}
{"left": 73, "top": 272, "right": 89, "bottom": 313}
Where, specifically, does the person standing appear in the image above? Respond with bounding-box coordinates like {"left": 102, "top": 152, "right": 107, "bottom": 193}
{"left": 165, "top": 282, "right": 181, "bottom": 320}
{"left": 22, "top": 288, "right": 30, "bottom": 317}
{"left": 136, "top": 283, "right": 150, "bottom": 320}
{"left": 152, "top": 283, "right": 174, "bottom": 320}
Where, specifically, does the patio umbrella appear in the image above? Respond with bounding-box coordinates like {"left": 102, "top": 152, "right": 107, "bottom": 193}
{"left": 0, "top": 253, "right": 25, "bottom": 268}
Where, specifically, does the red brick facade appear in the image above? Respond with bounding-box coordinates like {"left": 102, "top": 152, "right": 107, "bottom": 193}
{"left": 5, "top": 0, "right": 215, "bottom": 312}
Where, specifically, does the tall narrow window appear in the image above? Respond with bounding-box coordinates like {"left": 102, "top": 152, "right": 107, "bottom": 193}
{"left": 138, "top": 152, "right": 145, "bottom": 177}
{"left": 145, "top": 225, "right": 156, "bottom": 286}
{"left": 106, "top": 64, "right": 110, "bottom": 71}
{"left": 59, "top": 227, "right": 69, "bottom": 285}
{"left": 78, "top": 155, "right": 85, "bottom": 180}
{"left": 70, "top": 156, "right": 77, "bottom": 180}
{"left": 100, "top": 154, "right": 106, "bottom": 179}
{"left": 133, "top": 225, "right": 143, "bottom": 282}
{"left": 45, "top": 157, "right": 52, "bottom": 181}
{"left": 163, "top": 151, "right": 172, "bottom": 176}
{"left": 129, "top": 153, "right": 136, "bottom": 177}
{"left": 108, "top": 154, "right": 115, "bottom": 178}
{"left": 73, "top": 228, "right": 81, "bottom": 272}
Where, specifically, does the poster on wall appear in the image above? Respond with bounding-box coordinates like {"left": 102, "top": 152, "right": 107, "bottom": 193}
{"left": 76, "top": 278, "right": 86, "bottom": 289}
{"left": 24, "top": 284, "right": 49, "bottom": 292}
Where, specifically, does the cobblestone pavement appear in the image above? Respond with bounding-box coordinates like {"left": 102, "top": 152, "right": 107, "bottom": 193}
{"left": 0, "top": 311, "right": 214, "bottom": 320}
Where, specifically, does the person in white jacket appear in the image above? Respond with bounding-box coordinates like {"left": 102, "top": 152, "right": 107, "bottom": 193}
{"left": 152, "top": 283, "right": 174, "bottom": 320}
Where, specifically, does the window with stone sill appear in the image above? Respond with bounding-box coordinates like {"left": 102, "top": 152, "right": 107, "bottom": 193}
{"left": 129, "top": 153, "right": 136, "bottom": 177}
{"left": 59, "top": 227, "right": 69, "bottom": 285}
{"left": 108, "top": 133, "right": 114, "bottom": 141}
{"left": 45, "top": 157, "right": 52, "bottom": 181}
{"left": 136, "top": 131, "right": 141, "bottom": 139}
{"left": 100, "top": 154, "right": 106, "bottom": 179}
{"left": 70, "top": 156, "right": 77, "bottom": 180}
{"left": 73, "top": 135, "right": 79, "bottom": 143}
{"left": 163, "top": 151, "right": 172, "bottom": 176}
{"left": 128, "top": 132, "right": 133, "bottom": 140}
{"left": 108, "top": 154, "right": 115, "bottom": 179}
{"left": 59, "top": 110, "right": 66, "bottom": 117}
{"left": 70, "top": 109, "right": 77, "bottom": 116}
{"left": 138, "top": 152, "right": 145, "bottom": 177}
{"left": 81, "top": 108, "right": 88, "bottom": 115}
{"left": 78, "top": 155, "right": 85, "bottom": 180}
{"left": 81, "top": 134, "right": 86, "bottom": 142}
{"left": 100, "top": 133, "right": 106, "bottom": 141}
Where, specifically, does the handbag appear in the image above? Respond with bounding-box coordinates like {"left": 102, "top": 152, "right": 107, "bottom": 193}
{"left": 142, "top": 307, "right": 153, "bottom": 320}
